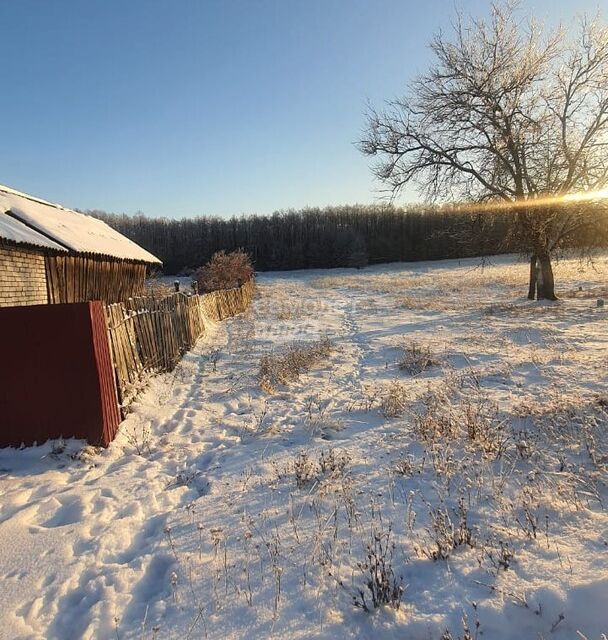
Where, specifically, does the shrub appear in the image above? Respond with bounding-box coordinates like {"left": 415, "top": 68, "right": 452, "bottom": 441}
{"left": 194, "top": 250, "right": 253, "bottom": 293}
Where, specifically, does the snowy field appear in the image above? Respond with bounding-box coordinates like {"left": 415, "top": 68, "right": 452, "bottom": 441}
{"left": 0, "top": 254, "right": 607, "bottom": 639}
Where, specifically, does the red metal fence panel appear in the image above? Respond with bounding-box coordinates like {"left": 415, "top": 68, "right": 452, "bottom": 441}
{"left": 0, "top": 301, "right": 120, "bottom": 448}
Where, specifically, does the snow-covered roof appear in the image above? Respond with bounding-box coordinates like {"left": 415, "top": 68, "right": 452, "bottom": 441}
{"left": 0, "top": 185, "right": 161, "bottom": 264}
{"left": 0, "top": 211, "right": 67, "bottom": 252}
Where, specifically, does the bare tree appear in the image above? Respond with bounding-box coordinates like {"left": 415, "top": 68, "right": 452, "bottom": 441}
{"left": 359, "top": 2, "right": 608, "bottom": 299}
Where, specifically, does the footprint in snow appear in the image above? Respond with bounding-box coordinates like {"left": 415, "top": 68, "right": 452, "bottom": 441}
{"left": 38, "top": 495, "right": 87, "bottom": 528}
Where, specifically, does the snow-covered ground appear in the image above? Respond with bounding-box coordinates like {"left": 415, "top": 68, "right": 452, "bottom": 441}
{"left": 1, "top": 254, "right": 607, "bottom": 639}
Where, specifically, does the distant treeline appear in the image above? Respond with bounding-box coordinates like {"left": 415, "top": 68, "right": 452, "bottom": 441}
{"left": 89, "top": 204, "right": 520, "bottom": 274}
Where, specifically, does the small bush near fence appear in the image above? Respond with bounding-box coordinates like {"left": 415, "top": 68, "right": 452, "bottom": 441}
{"left": 194, "top": 250, "right": 254, "bottom": 293}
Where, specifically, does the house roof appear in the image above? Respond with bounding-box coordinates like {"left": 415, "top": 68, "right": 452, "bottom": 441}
{"left": 0, "top": 211, "right": 68, "bottom": 252}
{"left": 0, "top": 185, "right": 161, "bottom": 264}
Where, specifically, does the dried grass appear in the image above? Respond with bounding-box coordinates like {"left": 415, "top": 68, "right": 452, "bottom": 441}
{"left": 259, "top": 336, "right": 333, "bottom": 389}
{"left": 399, "top": 342, "right": 440, "bottom": 375}
{"left": 381, "top": 381, "right": 409, "bottom": 417}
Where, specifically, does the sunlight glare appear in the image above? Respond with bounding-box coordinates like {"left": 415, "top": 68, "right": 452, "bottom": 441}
{"left": 452, "top": 187, "right": 608, "bottom": 213}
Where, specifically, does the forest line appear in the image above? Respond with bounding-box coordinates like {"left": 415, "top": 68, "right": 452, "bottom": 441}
{"left": 89, "top": 204, "right": 524, "bottom": 274}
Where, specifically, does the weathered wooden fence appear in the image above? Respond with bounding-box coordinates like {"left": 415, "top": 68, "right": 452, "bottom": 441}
{"left": 105, "top": 278, "right": 255, "bottom": 408}
{"left": 198, "top": 278, "right": 256, "bottom": 322}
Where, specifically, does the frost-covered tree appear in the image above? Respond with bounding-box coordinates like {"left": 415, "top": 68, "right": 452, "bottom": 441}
{"left": 360, "top": 2, "right": 608, "bottom": 299}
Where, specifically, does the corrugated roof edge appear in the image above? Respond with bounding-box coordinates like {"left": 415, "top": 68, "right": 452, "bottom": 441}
{"left": 0, "top": 184, "right": 162, "bottom": 265}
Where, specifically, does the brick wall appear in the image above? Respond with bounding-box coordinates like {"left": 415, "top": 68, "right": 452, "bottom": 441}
{"left": 0, "top": 244, "right": 48, "bottom": 307}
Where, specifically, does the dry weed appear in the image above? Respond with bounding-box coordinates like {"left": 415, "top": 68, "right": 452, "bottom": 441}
{"left": 381, "top": 381, "right": 409, "bottom": 417}
{"left": 399, "top": 342, "right": 440, "bottom": 375}
{"left": 259, "top": 336, "right": 333, "bottom": 389}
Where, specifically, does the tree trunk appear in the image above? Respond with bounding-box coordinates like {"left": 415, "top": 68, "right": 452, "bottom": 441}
{"left": 537, "top": 252, "right": 557, "bottom": 300}
{"left": 527, "top": 255, "right": 537, "bottom": 300}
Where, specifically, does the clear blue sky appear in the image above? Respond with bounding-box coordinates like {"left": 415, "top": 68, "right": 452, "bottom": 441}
{"left": 0, "top": 0, "right": 603, "bottom": 218}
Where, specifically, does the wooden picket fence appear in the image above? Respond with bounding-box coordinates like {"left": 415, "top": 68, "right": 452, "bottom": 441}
{"left": 105, "top": 278, "right": 255, "bottom": 408}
